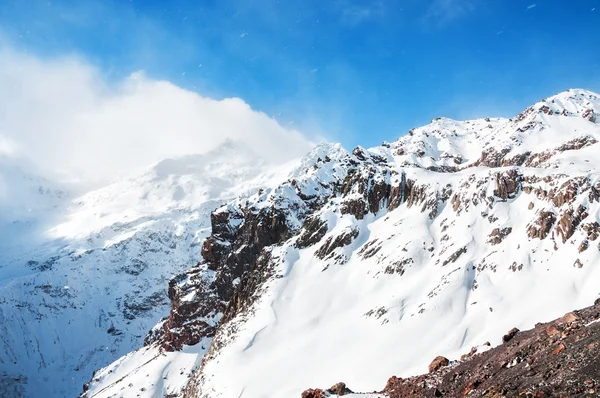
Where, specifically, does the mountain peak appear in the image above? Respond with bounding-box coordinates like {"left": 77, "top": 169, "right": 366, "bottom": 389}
{"left": 523, "top": 88, "right": 600, "bottom": 121}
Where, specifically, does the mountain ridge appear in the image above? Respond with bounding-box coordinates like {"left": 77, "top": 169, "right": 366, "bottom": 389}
{"left": 81, "top": 89, "right": 600, "bottom": 398}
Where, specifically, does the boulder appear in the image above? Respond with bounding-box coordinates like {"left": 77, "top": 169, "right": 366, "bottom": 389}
{"left": 502, "top": 327, "right": 519, "bottom": 343}
{"left": 428, "top": 356, "right": 450, "bottom": 373}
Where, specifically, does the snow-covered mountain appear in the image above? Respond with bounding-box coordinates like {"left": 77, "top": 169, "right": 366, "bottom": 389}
{"left": 0, "top": 141, "right": 291, "bottom": 398}
{"left": 82, "top": 89, "right": 600, "bottom": 398}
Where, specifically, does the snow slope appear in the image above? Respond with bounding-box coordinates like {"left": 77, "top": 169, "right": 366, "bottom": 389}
{"left": 0, "top": 141, "right": 294, "bottom": 398}
{"left": 85, "top": 89, "right": 600, "bottom": 398}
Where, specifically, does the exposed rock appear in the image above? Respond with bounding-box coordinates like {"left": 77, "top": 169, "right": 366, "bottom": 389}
{"left": 301, "top": 388, "right": 327, "bottom": 398}
{"left": 581, "top": 221, "right": 600, "bottom": 241}
{"left": 582, "top": 108, "right": 597, "bottom": 122}
{"left": 296, "top": 216, "right": 328, "bottom": 249}
{"left": 315, "top": 227, "right": 359, "bottom": 260}
{"left": 488, "top": 227, "right": 513, "bottom": 245}
{"left": 428, "top": 356, "right": 449, "bottom": 373}
{"left": 551, "top": 342, "right": 566, "bottom": 356}
{"left": 555, "top": 205, "right": 588, "bottom": 243}
{"left": 327, "top": 382, "right": 353, "bottom": 395}
{"left": 502, "top": 327, "right": 519, "bottom": 343}
{"left": 527, "top": 210, "right": 556, "bottom": 240}
{"left": 442, "top": 246, "right": 467, "bottom": 266}
{"left": 555, "top": 135, "right": 597, "bottom": 152}
{"left": 560, "top": 312, "right": 579, "bottom": 324}
{"left": 494, "top": 169, "right": 522, "bottom": 200}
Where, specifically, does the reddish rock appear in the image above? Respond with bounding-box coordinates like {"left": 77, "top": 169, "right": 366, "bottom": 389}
{"left": 428, "top": 356, "right": 450, "bottom": 373}
{"left": 560, "top": 312, "right": 579, "bottom": 324}
{"left": 552, "top": 342, "right": 566, "bottom": 356}
{"left": 546, "top": 325, "right": 560, "bottom": 337}
{"left": 301, "top": 388, "right": 327, "bottom": 398}
{"left": 527, "top": 211, "right": 556, "bottom": 240}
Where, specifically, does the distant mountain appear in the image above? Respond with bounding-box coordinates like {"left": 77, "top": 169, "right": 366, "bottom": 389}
{"left": 83, "top": 89, "right": 600, "bottom": 398}
{"left": 0, "top": 140, "right": 289, "bottom": 398}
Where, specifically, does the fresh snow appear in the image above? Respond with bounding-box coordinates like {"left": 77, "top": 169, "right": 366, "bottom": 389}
{"left": 0, "top": 141, "right": 295, "bottom": 398}
{"left": 4, "top": 89, "right": 600, "bottom": 398}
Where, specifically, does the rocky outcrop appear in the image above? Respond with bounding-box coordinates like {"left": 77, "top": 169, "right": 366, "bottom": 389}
{"left": 488, "top": 227, "right": 512, "bottom": 245}
{"left": 315, "top": 227, "right": 359, "bottom": 260}
{"left": 526, "top": 210, "right": 556, "bottom": 240}
{"left": 555, "top": 205, "right": 588, "bottom": 244}
{"left": 493, "top": 170, "right": 522, "bottom": 201}
{"left": 303, "top": 301, "right": 600, "bottom": 397}
{"left": 159, "top": 204, "right": 293, "bottom": 351}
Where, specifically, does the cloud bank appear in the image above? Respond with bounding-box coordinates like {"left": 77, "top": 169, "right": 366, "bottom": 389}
{"left": 0, "top": 46, "right": 315, "bottom": 185}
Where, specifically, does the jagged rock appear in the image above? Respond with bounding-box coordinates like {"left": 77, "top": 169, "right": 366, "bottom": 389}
{"left": 494, "top": 169, "right": 522, "bottom": 200}
{"left": 428, "top": 356, "right": 449, "bottom": 373}
{"left": 555, "top": 205, "right": 588, "bottom": 243}
{"left": 315, "top": 227, "right": 359, "bottom": 260}
{"left": 296, "top": 216, "right": 328, "bottom": 249}
{"left": 527, "top": 210, "right": 556, "bottom": 240}
{"left": 340, "top": 198, "right": 368, "bottom": 220}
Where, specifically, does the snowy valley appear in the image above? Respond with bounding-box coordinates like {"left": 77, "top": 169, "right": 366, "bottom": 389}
{"left": 2, "top": 89, "right": 600, "bottom": 398}
{"left": 0, "top": 141, "right": 288, "bottom": 397}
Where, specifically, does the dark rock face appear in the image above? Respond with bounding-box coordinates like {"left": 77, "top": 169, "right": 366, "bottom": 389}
{"left": 161, "top": 266, "right": 223, "bottom": 351}
{"left": 296, "top": 215, "right": 328, "bottom": 249}
{"left": 303, "top": 301, "right": 600, "bottom": 397}
{"left": 160, "top": 204, "right": 293, "bottom": 351}
{"left": 315, "top": 227, "right": 359, "bottom": 260}
{"left": 502, "top": 327, "right": 519, "bottom": 343}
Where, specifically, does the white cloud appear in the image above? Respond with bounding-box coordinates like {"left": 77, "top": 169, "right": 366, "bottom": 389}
{"left": 0, "top": 46, "right": 315, "bottom": 185}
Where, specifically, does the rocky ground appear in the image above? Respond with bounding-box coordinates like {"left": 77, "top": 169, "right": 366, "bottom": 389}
{"left": 303, "top": 299, "right": 600, "bottom": 397}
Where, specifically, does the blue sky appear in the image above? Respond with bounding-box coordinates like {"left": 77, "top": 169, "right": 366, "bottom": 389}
{"left": 1, "top": 0, "right": 599, "bottom": 148}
